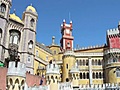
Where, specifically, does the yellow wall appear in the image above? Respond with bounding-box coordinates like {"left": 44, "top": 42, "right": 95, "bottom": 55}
{"left": 62, "top": 56, "right": 76, "bottom": 82}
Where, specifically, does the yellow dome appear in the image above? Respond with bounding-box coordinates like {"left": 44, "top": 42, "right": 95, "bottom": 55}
{"left": 9, "top": 13, "right": 23, "bottom": 24}
{"left": 26, "top": 5, "right": 36, "bottom": 13}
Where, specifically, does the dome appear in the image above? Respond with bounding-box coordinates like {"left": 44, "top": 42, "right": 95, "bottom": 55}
{"left": 9, "top": 13, "right": 23, "bottom": 24}
{"left": 26, "top": 5, "right": 36, "bottom": 13}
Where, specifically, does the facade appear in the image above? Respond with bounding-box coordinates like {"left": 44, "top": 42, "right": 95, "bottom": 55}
{"left": 0, "top": 0, "right": 120, "bottom": 90}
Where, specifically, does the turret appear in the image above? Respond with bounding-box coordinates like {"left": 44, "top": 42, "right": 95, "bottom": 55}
{"left": 104, "top": 22, "right": 120, "bottom": 83}
{"left": 62, "top": 50, "right": 76, "bottom": 82}
{"left": 70, "top": 61, "right": 80, "bottom": 87}
{"left": 6, "top": 61, "right": 26, "bottom": 90}
{"left": 46, "top": 60, "right": 60, "bottom": 90}
{"left": 107, "top": 22, "right": 120, "bottom": 48}
{"left": 60, "top": 19, "right": 74, "bottom": 51}
{"left": 21, "top": 4, "right": 38, "bottom": 73}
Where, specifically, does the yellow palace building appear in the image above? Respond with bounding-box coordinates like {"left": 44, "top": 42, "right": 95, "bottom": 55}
{"left": 0, "top": 0, "right": 120, "bottom": 89}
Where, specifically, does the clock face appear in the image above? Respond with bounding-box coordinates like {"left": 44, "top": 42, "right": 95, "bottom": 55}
{"left": 66, "top": 29, "right": 70, "bottom": 34}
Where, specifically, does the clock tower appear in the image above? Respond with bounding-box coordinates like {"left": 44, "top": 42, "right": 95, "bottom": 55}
{"left": 60, "top": 19, "right": 74, "bottom": 51}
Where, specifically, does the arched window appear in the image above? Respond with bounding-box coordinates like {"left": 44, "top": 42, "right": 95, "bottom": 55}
{"left": 15, "top": 78, "right": 19, "bottom": 84}
{"left": 98, "top": 60, "right": 101, "bottom": 65}
{"left": 96, "top": 72, "right": 98, "bottom": 79}
{"left": 86, "top": 60, "right": 88, "bottom": 66}
{"left": 99, "top": 72, "right": 102, "bottom": 78}
{"left": 13, "top": 36, "right": 18, "bottom": 44}
{"left": 87, "top": 72, "right": 89, "bottom": 79}
{"left": 92, "top": 59, "right": 94, "bottom": 65}
{"left": 83, "top": 73, "right": 85, "bottom": 79}
{"left": 80, "top": 73, "right": 82, "bottom": 79}
{"left": 93, "top": 72, "right": 95, "bottom": 79}
{"left": 9, "top": 30, "right": 20, "bottom": 45}
{"left": 95, "top": 59, "right": 97, "bottom": 65}
{"left": 9, "top": 78, "right": 13, "bottom": 85}
{"left": 28, "top": 40, "right": 33, "bottom": 49}
{"left": 1, "top": 3, "right": 6, "bottom": 13}
{"left": 83, "top": 60, "right": 85, "bottom": 66}
{"left": 80, "top": 60, "right": 82, "bottom": 65}
{"left": 21, "top": 80, "right": 24, "bottom": 86}
{"left": 30, "top": 19, "right": 34, "bottom": 27}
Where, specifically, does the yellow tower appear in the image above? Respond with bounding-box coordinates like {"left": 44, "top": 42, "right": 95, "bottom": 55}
{"left": 104, "top": 27, "right": 120, "bottom": 84}
{"left": 104, "top": 48, "right": 120, "bottom": 83}
{"left": 6, "top": 61, "right": 26, "bottom": 90}
{"left": 70, "top": 61, "right": 80, "bottom": 87}
{"left": 46, "top": 60, "right": 60, "bottom": 90}
{"left": 62, "top": 50, "right": 76, "bottom": 82}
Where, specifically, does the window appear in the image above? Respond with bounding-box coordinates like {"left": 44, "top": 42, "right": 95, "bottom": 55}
{"left": 28, "top": 40, "right": 33, "bottom": 49}
{"left": 30, "top": 19, "right": 34, "bottom": 27}
{"left": 54, "top": 50, "right": 56, "bottom": 54}
{"left": 116, "top": 68, "right": 120, "bottom": 77}
{"left": 1, "top": 3, "right": 6, "bottom": 13}
{"left": 13, "top": 36, "right": 18, "bottom": 44}
{"left": 67, "top": 42, "right": 70, "bottom": 47}
{"left": 9, "top": 30, "right": 20, "bottom": 45}
{"left": 66, "top": 64, "right": 68, "bottom": 69}
{"left": 27, "top": 56, "right": 31, "bottom": 63}
{"left": 80, "top": 73, "right": 82, "bottom": 79}
{"left": 36, "top": 50, "right": 38, "bottom": 56}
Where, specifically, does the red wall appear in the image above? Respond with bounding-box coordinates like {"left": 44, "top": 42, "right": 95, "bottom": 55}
{"left": 26, "top": 73, "right": 46, "bottom": 87}
{"left": 109, "top": 37, "right": 120, "bottom": 48}
{"left": 0, "top": 67, "right": 7, "bottom": 90}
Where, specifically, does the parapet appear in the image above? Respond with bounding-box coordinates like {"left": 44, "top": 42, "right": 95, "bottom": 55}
{"left": 104, "top": 48, "right": 120, "bottom": 55}
{"left": 59, "top": 82, "right": 73, "bottom": 90}
{"left": 63, "top": 50, "right": 75, "bottom": 57}
{"left": 46, "top": 63, "right": 60, "bottom": 75}
{"left": 7, "top": 61, "right": 26, "bottom": 77}
{"left": 107, "top": 28, "right": 119, "bottom": 36}
{"left": 79, "top": 83, "right": 120, "bottom": 89}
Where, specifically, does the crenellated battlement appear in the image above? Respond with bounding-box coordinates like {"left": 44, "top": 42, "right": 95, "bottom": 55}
{"left": 46, "top": 63, "right": 60, "bottom": 74}
{"left": 104, "top": 48, "right": 120, "bottom": 55}
{"left": 7, "top": 61, "right": 26, "bottom": 77}
{"left": 74, "top": 44, "right": 105, "bottom": 51}
{"left": 107, "top": 28, "right": 119, "bottom": 36}
{"left": 63, "top": 50, "right": 75, "bottom": 57}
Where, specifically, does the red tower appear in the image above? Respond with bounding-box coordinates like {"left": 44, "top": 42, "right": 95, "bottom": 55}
{"left": 60, "top": 19, "right": 74, "bottom": 51}
{"left": 107, "top": 22, "right": 120, "bottom": 48}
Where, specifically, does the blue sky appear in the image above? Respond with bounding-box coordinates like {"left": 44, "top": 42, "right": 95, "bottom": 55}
{"left": 11, "top": 0, "right": 120, "bottom": 48}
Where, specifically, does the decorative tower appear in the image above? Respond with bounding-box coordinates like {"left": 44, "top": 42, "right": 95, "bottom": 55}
{"left": 70, "top": 61, "right": 80, "bottom": 87}
{"left": 60, "top": 19, "right": 74, "bottom": 51}
{"left": 21, "top": 4, "right": 38, "bottom": 73}
{"left": 62, "top": 50, "right": 76, "bottom": 82}
{"left": 104, "top": 23, "right": 120, "bottom": 83}
{"left": 6, "top": 61, "right": 26, "bottom": 90}
{"left": 46, "top": 60, "right": 60, "bottom": 90}
{"left": 0, "top": 0, "right": 12, "bottom": 62}
{"left": 107, "top": 23, "right": 120, "bottom": 48}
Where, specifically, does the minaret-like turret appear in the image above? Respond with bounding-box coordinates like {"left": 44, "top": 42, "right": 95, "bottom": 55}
{"left": 21, "top": 4, "right": 38, "bottom": 73}
{"left": 60, "top": 19, "right": 74, "bottom": 51}
{"left": 46, "top": 60, "right": 60, "bottom": 90}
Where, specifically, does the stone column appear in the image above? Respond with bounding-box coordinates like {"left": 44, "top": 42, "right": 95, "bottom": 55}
{"left": 88, "top": 57, "right": 92, "bottom": 85}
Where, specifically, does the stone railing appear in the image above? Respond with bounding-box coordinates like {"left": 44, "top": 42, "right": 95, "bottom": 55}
{"left": 104, "top": 48, "right": 120, "bottom": 55}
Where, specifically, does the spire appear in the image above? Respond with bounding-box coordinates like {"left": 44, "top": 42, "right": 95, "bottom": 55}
{"left": 13, "top": 9, "right": 16, "bottom": 14}
{"left": 52, "top": 36, "right": 55, "bottom": 45}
